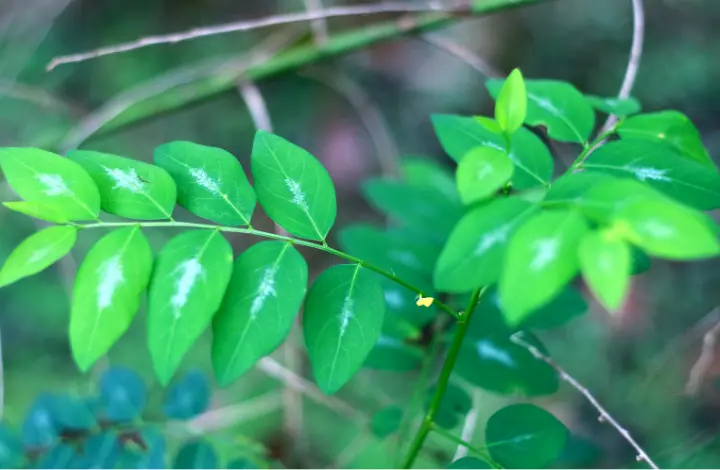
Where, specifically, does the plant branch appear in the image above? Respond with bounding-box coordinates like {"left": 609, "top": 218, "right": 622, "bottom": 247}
{"left": 46, "top": 1, "right": 472, "bottom": 71}
{"left": 684, "top": 307, "right": 720, "bottom": 396}
{"left": 304, "top": 0, "right": 329, "bottom": 44}
{"left": 431, "top": 424, "right": 495, "bottom": 466}
{"left": 418, "top": 33, "right": 501, "bottom": 78}
{"left": 452, "top": 387, "right": 481, "bottom": 460}
{"left": 598, "top": 0, "right": 645, "bottom": 135}
{"left": 237, "top": 80, "right": 274, "bottom": 132}
{"left": 510, "top": 334, "right": 659, "bottom": 469}
{"left": 401, "top": 286, "right": 487, "bottom": 468}
{"left": 74, "top": 220, "right": 461, "bottom": 320}
{"left": 178, "top": 391, "right": 283, "bottom": 434}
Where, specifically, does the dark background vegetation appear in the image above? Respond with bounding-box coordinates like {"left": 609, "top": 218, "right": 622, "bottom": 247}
{"left": 2, "top": 0, "right": 720, "bottom": 467}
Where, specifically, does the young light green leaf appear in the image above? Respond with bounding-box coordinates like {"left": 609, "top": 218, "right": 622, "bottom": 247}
{"left": 251, "top": 130, "right": 336, "bottom": 241}
{"left": 0, "top": 147, "right": 100, "bottom": 220}
{"left": 431, "top": 115, "right": 552, "bottom": 189}
{"left": 583, "top": 140, "right": 720, "bottom": 210}
{"left": 499, "top": 209, "right": 588, "bottom": 325}
{"left": 401, "top": 157, "right": 460, "bottom": 203}
{"left": 70, "top": 226, "right": 153, "bottom": 372}
{"left": 613, "top": 198, "right": 720, "bottom": 260}
{"left": 475, "top": 116, "right": 504, "bottom": 134}
{"left": 495, "top": 68, "right": 527, "bottom": 135}
{"left": 2, "top": 201, "right": 69, "bottom": 223}
{"left": 486, "top": 79, "right": 595, "bottom": 143}
{"left": 578, "top": 230, "right": 631, "bottom": 312}
{"left": 303, "top": 264, "right": 385, "bottom": 394}
{"left": 148, "top": 230, "right": 233, "bottom": 385}
{"left": 67, "top": 150, "right": 176, "bottom": 220}
{"left": 370, "top": 406, "right": 403, "bottom": 439}
{"left": 485, "top": 404, "right": 569, "bottom": 468}
{"left": 154, "top": 141, "right": 256, "bottom": 226}
{"left": 212, "top": 241, "right": 308, "bottom": 386}
{"left": 456, "top": 147, "right": 514, "bottom": 205}
{"left": 0, "top": 226, "right": 77, "bottom": 288}
{"left": 619, "top": 110, "right": 713, "bottom": 167}
{"left": 434, "top": 198, "right": 537, "bottom": 293}
{"left": 585, "top": 95, "right": 641, "bottom": 118}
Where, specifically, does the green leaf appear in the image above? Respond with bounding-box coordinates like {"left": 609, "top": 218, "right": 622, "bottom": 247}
{"left": 303, "top": 264, "right": 385, "bottom": 394}
{"left": 70, "top": 226, "right": 153, "bottom": 371}
{"left": 401, "top": 157, "right": 460, "bottom": 203}
{"left": 148, "top": 230, "right": 233, "bottom": 385}
{"left": 613, "top": 198, "right": 720, "bottom": 260}
{"left": 486, "top": 79, "right": 595, "bottom": 143}
{"left": 227, "top": 458, "right": 262, "bottom": 469}
{"left": 370, "top": 406, "right": 403, "bottom": 439}
{"left": 426, "top": 382, "right": 471, "bottom": 429}
{"left": 363, "top": 335, "right": 424, "bottom": 371}
{"left": 163, "top": 371, "right": 210, "bottom": 420}
{"left": 0, "top": 424, "right": 23, "bottom": 469}
{"left": 212, "top": 241, "right": 308, "bottom": 386}
{"left": 495, "top": 68, "right": 527, "bottom": 135}
{"left": 618, "top": 110, "right": 713, "bottom": 167}
{"left": 519, "top": 286, "right": 588, "bottom": 330}
{"left": 447, "top": 457, "right": 492, "bottom": 469}
{"left": 578, "top": 230, "right": 631, "bottom": 312}
{"left": 154, "top": 141, "right": 256, "bottom": 226}
{"left": 81, "top": 431, "right": 120, "bottom": 468}
{"left": 362, "top": 179, "right": 465, "bottom": 243}
{"left": 583, "top": 140, "right": 720, "bottom": 210}
{"left": 251, "top": 130, "right": 336, "bottom": 241}
{"left": 585, "top": 95, "right": 641, "bottom": 117}
{"left": 431, "top": 115, "right": 552, "bottom": 189}
{"left": 434, "top": 198, "right": 537, "bottom": 293}
{"left": 98, "top": 367, "right": 147, "bottom": 422}
{"left": 0, "top": 226, "right": 77, "bottom": 288}
{"left": 68, "top": 149, "right": 176, "bottom": 220}
{"left": 485, "top": 404, "right": 569, "bottom": 468}
{"left": 2, "top": 201, "right": 69, "bottom": 223}
{"left": 173, "top": 440, "right": 218, "bottom": 469}
{"left": 456, "top": 147, "right": 514, "bottom": 205}
{"left": 544, "top": 171, "right": 613, "bottom": 205}
{"left": 499, "top": 209, "right": 588, "bottom": 325}
{"left": 0, "top": 147, "right": 100, "bottom": 220}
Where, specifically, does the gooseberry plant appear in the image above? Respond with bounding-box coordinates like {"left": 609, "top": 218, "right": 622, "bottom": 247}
{"left": 1, "top": 67, "right": 719, "bottom": 469}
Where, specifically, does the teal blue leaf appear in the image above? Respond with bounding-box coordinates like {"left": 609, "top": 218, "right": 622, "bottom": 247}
{"left": 163, "top": 371, "right": 210, "bottom": 420}
{"left": 98, "top": 366, "right": 147, "bottom": 422}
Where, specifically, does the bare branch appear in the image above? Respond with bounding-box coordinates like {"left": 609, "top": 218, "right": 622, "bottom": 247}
{"left": 304, "top": 0, "right": 329, "bottom": 45}
{"left": 685, "top": 307, "right": 720, "bottom": 396}
{"left": 59, "top": 27, "right": 302, "bottom": 152}
{"left": 47, "top": 1, "right": 472, "bottom": 71}
{"left": 419, "top": 33, "right": 501, "bottom": 78}
{"left": 302, "top": 66, "right": 400, "bottom": 177}
{"left": 452, "top": 388, "right": 481, "bottom": 460}
{"left": 179, "top": 391, "right": 283, "bottom": 434}
{"left": 598, "top": 0, "right": 645, "bottom": 135}
{"left": 257, "top": 356, "right": 365, "bottom": 420}
{"left": 511, "top": 334, "right": 659, "bottom": 469}
{"left": 237, "top": 80, "right": 274, "bottom": 132}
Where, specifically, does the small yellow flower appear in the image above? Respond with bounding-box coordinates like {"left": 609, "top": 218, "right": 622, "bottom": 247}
{"left": 416, "top": 295, "right": 434, "bottom": 307}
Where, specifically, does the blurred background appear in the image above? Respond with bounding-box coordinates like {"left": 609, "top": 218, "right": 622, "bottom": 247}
{"left": 2, "top": 0, "right": 720, "bottom": 468}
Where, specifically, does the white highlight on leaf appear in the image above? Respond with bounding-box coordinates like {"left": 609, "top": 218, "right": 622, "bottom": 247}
{"left": 529, "top": 94, "right": 561, "bottom": 115}
{"left": 486, "top": 142, "right": 505, "bottom": 152}
{"left": 28, "top": 247, "right": 51, "bottom": 264}
{"left": 476, "top": 162, "right": 493, "bottom": 181}
{"left": 642, "top": 219, "right": 676, "bottom": 238}
{"left": 476, "top": 339, "right": 514, "bottom": 366}
{"left": 626, "top": 166, "right": 670, "bottom": 182}
{"left": 190, "top": 168, "right": 221, "bottom": 195}
{"left": 250, "top": 266, "right": 278, "bottom": 318}
{"left": 97, "top": 255, "right": 125, "bottom": 310}
{"left": 339, "top": 296, "right": 353, "bottom": 337}
{"left": 530, "top": 237, "right": 559, "bottom": 271}
{"left": 384, "top": 289, "right": 404, "bottom": 309}
{"left": 474, "top": 225, "right": 510, "bottom": 256}
{"left": 171, "top": 258, "right": 204, "bottom": 317}
{"left": 104, "top": 167, "right": 144, "bottom": 192}
{"left": 37, "top": 174, "right": 69, "bottom": 196}
{"left": 388, "top": 250, "right": 421, "bottom": 269}
{"left": 285, "top": 178, "right": 309, "bottom": 211}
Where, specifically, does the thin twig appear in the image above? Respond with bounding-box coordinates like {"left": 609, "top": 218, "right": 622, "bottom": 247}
{"left": 511, "top": 334, "right": 659, "bottom": 469}
{"left": 419, "top": 33, "right": 501, "bottom": 78}
{"left": 257, "top": 356, "right": 364, "bottom": 420}
{"left": 327, "top": 433, "right": 370, "bottom": 469}
{"left": 301, "top": 66, "right": 400, "bottom": 177}
{"left": 180, "top": 391, "right": 283, "bottom": 434}
{"left": 684, "top": 307, "right": 720, "bottom": 396}
{"left": 452, "top": 387, "right": 481, "bottom": 460}
{"left": 46, "top": 1, "right": 471, "bottom": 71}
{"left": 237, "top": 80, "right": 274, "bottom": 132}
{"left": 0, "top": 79, "right": 84, "bottom": 115}
{"left": 280, "top": 327, "right": 303, "bottom": 441}
{"left": 304, "top": 0, "right": 329, "bottom": 44}
{"left": 597, "top": 0, "right": 645, "bottom": 136}
{"left": 58, "top": 27, "right": 303, "bottom": 152}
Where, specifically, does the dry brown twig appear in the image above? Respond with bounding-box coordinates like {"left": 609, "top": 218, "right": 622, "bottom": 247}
{"left": 46, "top": 1, "right": 472, "bottom": 71}
{"left": 418, "top": 33, "right": 501, "bottom": 78}
{"left": 684, "top": 307, "right": 720, "bottom": 396}
{"left": 511, "top": 334, "right": 659, "bottom": 469}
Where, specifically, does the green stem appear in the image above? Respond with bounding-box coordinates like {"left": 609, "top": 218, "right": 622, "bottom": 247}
{"left": 75, "top": 220, "right": 461, "bottom": 320}
{"left": 400, "top": 286, "right": 486, "bottom": 469}
{"left": 569, "top": 126, "right": 619, "bottom": 171}
{"left": 431, "top": 424, "right": 497, "bottom": 467}
{"left": 81, "top": 0, "right": 551, "bottom": 141}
